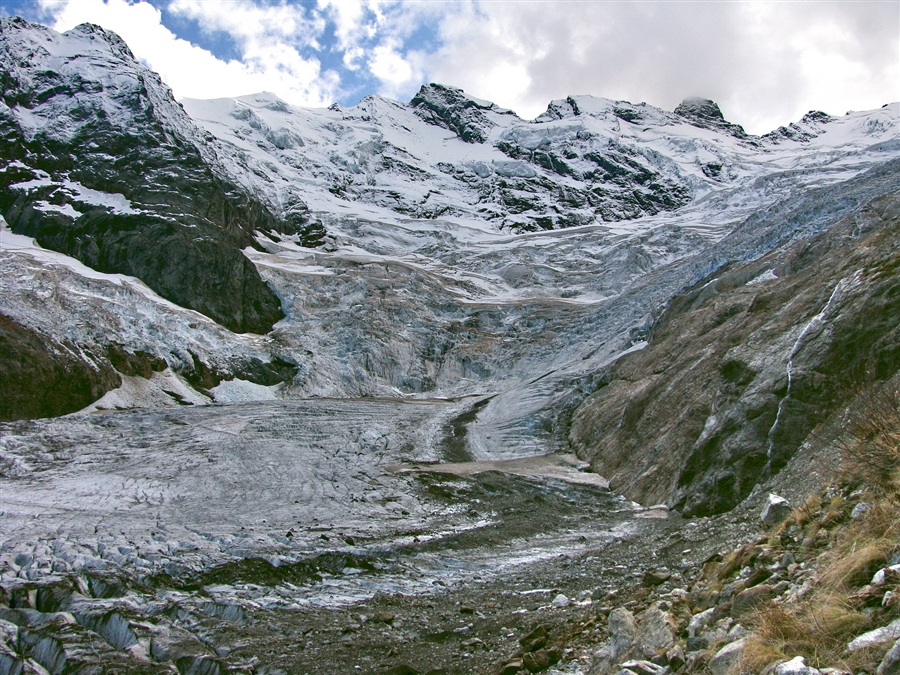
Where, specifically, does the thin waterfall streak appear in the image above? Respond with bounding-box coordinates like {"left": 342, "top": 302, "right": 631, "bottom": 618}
{"left": 765, "top": 278, "right": 848, "bottom": 460}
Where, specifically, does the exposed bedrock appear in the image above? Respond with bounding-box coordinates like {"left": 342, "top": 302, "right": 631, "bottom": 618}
{"left": 0, "top": 17, "right": 300, "bottom": 333}
{"left": 0, "top": 313, "right": 121, "bottom": 421}
{"left": 570, "top": 184, "right": 900, "bottom": 516}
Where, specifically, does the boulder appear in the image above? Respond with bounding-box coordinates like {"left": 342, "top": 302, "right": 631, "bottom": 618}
{"left": 761, "top": 494, "right": 792, "bottom": 526}
{"left": 523, "top": 648, "right": 561, "bottom": 672}
{"left": 708, "top": 638, "right": 746, "bottom": 675}
{"left": 848, "top": 620, "right": 900, "bottom": 652}
{"left": 775, "top": 656, "right": 821, "bottom": 675}
{"left": 589, "top": 645, "right": 619, "bottom": 675}
{"left": 878, "top": 639, "right": 900, "bottom": 675}
{"left": 620, "top": 659, "right": 666, "bottom": 675}
{"left": 590, "top": 609, "right": 637, "bottom": 675}
{"left": 500, "top": 660, "right": 524, "bottom": 675}
{"left": 608, "top": 608, "right": 638, "bottom": 658}
{"left": 732, "top": 584, "right": 773, "bottom": 617}
{"left": 519, "top": 625, "right": 549, "bottom": 653}
{"left": 685, "top": 636, "right": 709, "bottom": 652}
{"left": 643, "top": 570, "right": 672, "bottom": 587}
{"left": 851, "top": 503, "right": 871, "bottom": 519}
{"left": 666, "top": 646, "right": 686, "bottom": 671}
{"left": 688, "top": 606, "right": 724, "bottom": 637}
{"left": 872, "top": 565, "right": 900, "bottom": 586}
{"left": 635, "top": 606, "right": 675, "bottom": 658}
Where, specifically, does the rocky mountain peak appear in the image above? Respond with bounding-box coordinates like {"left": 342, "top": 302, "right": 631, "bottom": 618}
{"left": 675, "top": 96, "right": 751, "bottom": 139}
{"left": 0, "top": 16, "right": 294, "bottom": 334}
{"left": 763, "top": 109, "right": 835, "bottom": 144}
{"left": 410, "top": 82, "right": 516, "bottom": 143}
{"left": 536, "top": 95, "right": 584, "bottom": 121}
{"left": 64, "top": 22, "right": 136, "bottom": 59}
{"left": 674, "top": 96, "right": 725, "bottom": 122}
{"left": 0, "top": 17, "right": 135, "bottom": 68}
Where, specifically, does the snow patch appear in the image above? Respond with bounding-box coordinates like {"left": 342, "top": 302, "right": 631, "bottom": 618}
{"left": 62, "top": 180, "right": 140, "bottom": 215}
{"left": 748, "top": 269, "right": 778, "bottom": 285}
{"left": 82, "top": 369, "right": 210, "bottom": 412}
{"left": 33, "top": 200, "right": 81, "bottom": 219}
{"left": 210, "top": 378, "right": 281, "bottom": 403}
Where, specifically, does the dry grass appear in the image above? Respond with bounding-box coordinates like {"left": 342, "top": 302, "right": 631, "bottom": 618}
{"left": 736, "top": 386, "right": 900, "bottom": 673}
{"left": 740, "top": 599, "right": 872, "bottom": 671}
{"left": 839, "top": 387, "right": 900, "bottom": 493}
{"left": 819, "top": 508, "right": 900, "bottom": 591}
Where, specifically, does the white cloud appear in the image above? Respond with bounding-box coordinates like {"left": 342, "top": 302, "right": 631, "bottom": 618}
{"left": 318, "top": 0, "right": 371, "bottom": 50}
{"left": 30, "top": 0, "right": 900, "bottom": 133}
{"left": 169, "top": 0, "right": 324, "bottom": 44}
{"left": 369, "top": 38, "right": 423, "bottom": 98}
{"left": 422, "top": 0, "right": 899, "bottom": 133}
{"left": 39, "top": 0, "right": 338, "bottom": 106}
{"left": 317, "top": 0, "right": 440, "bottom": 100}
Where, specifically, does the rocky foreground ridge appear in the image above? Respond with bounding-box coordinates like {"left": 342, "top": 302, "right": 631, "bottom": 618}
{"left": 518, "top": 399, "right": 900, "bottom": 675}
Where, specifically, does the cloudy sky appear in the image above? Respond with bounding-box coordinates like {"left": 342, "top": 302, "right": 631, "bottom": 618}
{"left": 2, "top": 0, "right": 897, "bottom": 134}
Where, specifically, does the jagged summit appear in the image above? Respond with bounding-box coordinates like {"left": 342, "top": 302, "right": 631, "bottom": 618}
{"left": 675, "top": 96, "right": 750, "bottom": 138}
{"left": 674, "top": 96, "right": 727, "bottom": 122}
{"left": 409, "top": 82, "right": 519, "bottom": 143}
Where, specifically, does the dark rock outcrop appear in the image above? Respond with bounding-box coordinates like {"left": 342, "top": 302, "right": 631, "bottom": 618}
{"left": 675, "top": 97, "right": 749, "bottom": 139}
{"left": 410, "top": 83, "right": 516, "bottom": 143}
{"left": 0, "top": 18, "right": 297, "bottom": 333}
{"left": 0, "top": 313, "right": 120, "bottom": 421}
{"left": 409, "top": 82, "right": 516, "bottom": 143}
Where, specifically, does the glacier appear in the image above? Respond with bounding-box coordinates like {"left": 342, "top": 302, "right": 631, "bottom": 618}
{"left": 1, "top": 16, "right": 899, "bottom": 675}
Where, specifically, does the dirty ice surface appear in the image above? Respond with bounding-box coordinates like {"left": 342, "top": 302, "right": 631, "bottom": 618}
{"left": 0, "top": 398, "right": 635, "bottom": 607}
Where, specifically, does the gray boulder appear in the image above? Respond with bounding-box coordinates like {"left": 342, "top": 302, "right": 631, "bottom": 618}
{"left": 761, "top": 494, "right": 792, "bottom": 526}
{"left": 589, "top": 608, "right": 638, "bottom": 675}
{"left": 708, "top": 638, "right": 746, "bottom": 675}
{"left": 732, "top": 584, "right": 773, "bottom": 617}
{"left": 620, "top": 659, "right": 667, "bottom": 675}
{"left": 776, "top": 656, "right": 821, "bottom": 675}
{"left": 609, "top": 607, "right": 638, "bottom": 658}
{"left": 878, "top": 639, "right": 900, "bottom": 675}
{"left": 848, "top": 620, "right": 900, "bottom": 652}
{"left": 634, "top": 605, "right": 675, "bottom": 658}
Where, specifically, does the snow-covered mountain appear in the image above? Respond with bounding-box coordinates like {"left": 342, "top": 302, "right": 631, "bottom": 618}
{"left": 2, "top": 17, "right": 900, "bottom": 675}
{"left": 0, "top": 17, "right": 317, "bottom": 336}
{"left": 2, "top": 18, "right": 897, "bottom": 419}
{"left": 183, "top": 83, "right": 898, "bottom": 235}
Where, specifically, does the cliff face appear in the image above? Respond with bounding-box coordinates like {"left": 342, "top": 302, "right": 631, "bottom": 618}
{"left": 570, "top": 161, "right": 900, "bottom": 516}
{"left": 0, "top": 18, "right": 295, "bottom": 334}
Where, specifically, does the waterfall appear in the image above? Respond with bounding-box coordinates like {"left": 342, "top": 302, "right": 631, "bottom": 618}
{"left": 765, "top": 276, "right": 851, "bottom": 459}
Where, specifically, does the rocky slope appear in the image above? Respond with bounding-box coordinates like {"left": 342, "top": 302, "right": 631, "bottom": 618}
{"left": 559, "top": 403, "right": 900, "bottom": 675}
{"left": 569, "top": 160, "right": 900, "bottom": 516}
{"left": 0, "top": 17, "right": 305, "bottom": 335}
